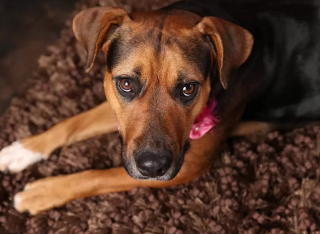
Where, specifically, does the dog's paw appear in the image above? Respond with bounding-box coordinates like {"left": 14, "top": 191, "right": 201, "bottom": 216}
{"left": 0, "top": 141, "right": 44, "bottom": 173}
{"left": 14, "top": 176, "right": 70, "bottom": 215}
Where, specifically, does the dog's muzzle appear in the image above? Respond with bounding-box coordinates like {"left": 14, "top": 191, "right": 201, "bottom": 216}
{"left": 122, "top": 141, "right": 190, "bottom": 181}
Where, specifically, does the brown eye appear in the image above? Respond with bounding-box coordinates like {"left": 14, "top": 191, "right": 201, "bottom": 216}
{"left": 120, "top": 79, "right": 133, "bottom": 92}
{"left": 182, "top": 84, "right": 196, "bottom": 96}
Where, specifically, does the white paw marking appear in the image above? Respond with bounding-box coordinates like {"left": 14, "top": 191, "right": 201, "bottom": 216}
{"left": 0, "top": 141, "right": 44, "bottom": 173}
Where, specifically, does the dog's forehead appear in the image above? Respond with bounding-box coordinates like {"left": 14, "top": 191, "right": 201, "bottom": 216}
{"left": 120, "top": 10, "right": 205, "bottom": 48}
{"left": 106, "top": 10, "right": 212, "bottom": 81}
{"left": 129, "top": 9, "right": 202, "bottom": 30}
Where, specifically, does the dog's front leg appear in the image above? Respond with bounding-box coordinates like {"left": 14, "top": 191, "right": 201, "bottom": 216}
{"left": 0, "top": 102, "right": 117, "bottom": 173}
{"left": 13, "top": 132, "right": 221, "bottom": 215}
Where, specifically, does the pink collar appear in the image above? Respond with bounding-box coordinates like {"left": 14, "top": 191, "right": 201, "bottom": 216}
{"left": 189, "top": 99, "right": 219, "bottom": 139}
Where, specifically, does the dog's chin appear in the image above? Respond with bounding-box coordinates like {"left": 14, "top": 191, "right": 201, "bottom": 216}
{"left": 122, "top": 153, "right": 185, "bottom": 181}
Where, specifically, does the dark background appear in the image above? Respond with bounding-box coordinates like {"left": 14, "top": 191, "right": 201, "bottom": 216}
{"left": 0, "top": 0, "right": 79, "bottom": 116}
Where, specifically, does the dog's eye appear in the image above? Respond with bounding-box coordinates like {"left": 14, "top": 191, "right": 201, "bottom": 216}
{"left": 119, "top": 79, "right": 133, "bottom": 92}
{"left": 176, "top": 83, "right": 199, "bottom": 104}
{"left": 181, "top": 84, "right": 196, "bottom": 97}
{"left": 115, "top": 77, "right": 142, "bottom": 101}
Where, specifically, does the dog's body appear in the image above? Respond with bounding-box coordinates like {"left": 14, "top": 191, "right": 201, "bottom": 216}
{"left": 169, "top": 0, "right": 320, "bottom": 121}
{"left": 0, "top": 0, "right": 319, "bottom": 214}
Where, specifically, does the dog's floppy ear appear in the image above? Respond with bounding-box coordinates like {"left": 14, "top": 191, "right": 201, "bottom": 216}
{"left": 197, "top": 17, "right": 253, "bottom": 89}
{"left": 73, "top": 7, "right": 128, "bottom": 72}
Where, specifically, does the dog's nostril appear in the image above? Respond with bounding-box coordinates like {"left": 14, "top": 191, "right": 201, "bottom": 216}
{"left": 136, "top": 151, "right": 172, "bottom": 178}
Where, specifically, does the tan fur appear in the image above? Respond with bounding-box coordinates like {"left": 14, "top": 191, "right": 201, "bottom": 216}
{"left": 103, "top": 43, "right": 211, "bottom": 157}
{"left": 20, "top": 102, "right": 118, "bottom": 157}
{"left": 230, "top": 121, "right": 275, "bottom": 137}
{"left": 15, "top": 117, "right": 235, "bottom": 214}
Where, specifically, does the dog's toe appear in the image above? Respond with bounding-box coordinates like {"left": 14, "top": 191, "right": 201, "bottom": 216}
{"left": 13, "top": 192, "right": 26, "bottom": 213}
{"left": 13, "top": 176, "right": 72, "bottom": 215}
{"left": 13, "top": 192, "right": 35, "bottom": 214}
{"left": 0, "top": 141, "right": 44, "bottom": 173}
{"left": 14, "top": 186, "right": 44, "bottom": 215}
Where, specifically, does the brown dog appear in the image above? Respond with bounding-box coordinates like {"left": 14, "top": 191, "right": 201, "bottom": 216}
{"left": 0, "top": 1, "right": 291, "bottom": 215}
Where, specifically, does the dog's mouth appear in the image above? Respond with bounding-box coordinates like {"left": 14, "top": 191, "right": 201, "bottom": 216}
{"left": 121, "top": 141, "right": 190, "bottom": 181}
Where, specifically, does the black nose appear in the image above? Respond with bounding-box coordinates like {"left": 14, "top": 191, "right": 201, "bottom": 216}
{"left": 136, "top": 151, "right": 172, "bottom": 178}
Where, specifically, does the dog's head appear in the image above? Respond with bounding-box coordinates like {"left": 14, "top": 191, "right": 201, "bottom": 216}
{"left": 73, "top": 7, "right": 253, "bottom": 180}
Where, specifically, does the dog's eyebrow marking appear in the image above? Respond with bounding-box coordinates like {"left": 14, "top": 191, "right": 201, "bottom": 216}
{"left": 133, "top": 67, "right": 141, "bottom": 77}
{"left": 176, "top": 71, "right": 202, "bottom": 84}
{"left": 177, "top": 72, "right": 189, "bottom": 83}
{"left": 113, "top": 67, "right": 141, "bottom": 80}
{"left": 172, "top": 39, "right": 212, "bottom": 79}
{"left": 106, "top": 35, "right": 142, "bottom": 72}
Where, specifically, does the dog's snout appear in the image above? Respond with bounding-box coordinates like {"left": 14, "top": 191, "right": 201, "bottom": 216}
{"left": 136, "top": 151, "right": 172, "bottom": 178}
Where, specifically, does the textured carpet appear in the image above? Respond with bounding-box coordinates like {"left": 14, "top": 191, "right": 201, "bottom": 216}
{"left": 1, "top": 0, "right": 320, "bottom": 233}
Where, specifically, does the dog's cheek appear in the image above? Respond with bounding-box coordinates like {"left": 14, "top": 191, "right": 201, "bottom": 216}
{"left": 194, "top": 79, "right": 211, "bottom": 115}
{"left": 103, "top": 78, "right": 123, "bottom": 114}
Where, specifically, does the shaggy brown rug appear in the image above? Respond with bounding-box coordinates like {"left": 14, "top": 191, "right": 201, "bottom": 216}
{"left": 1, "top": 0, "right": 320, "bottom": 233}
